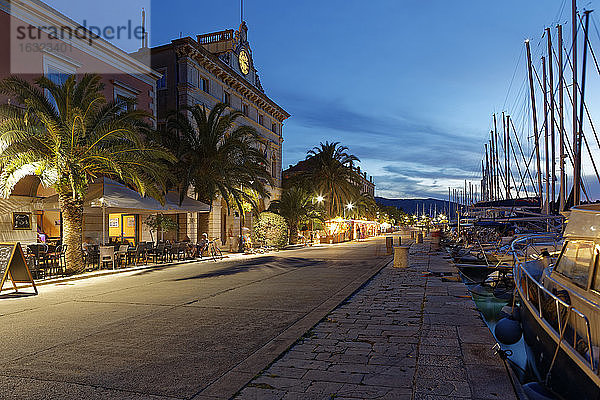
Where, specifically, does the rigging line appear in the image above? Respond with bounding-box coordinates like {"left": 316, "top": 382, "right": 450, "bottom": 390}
{"left": 591, "top": 13, "right": 600, "bottom": 47}
{"left": 509, "top": 131, "right": 528, "bottom": 197}
{"left": 563, "top": 129, "right": 592, "bottom": 202}
{"left": 554, "top": 0, "right": 568, "bottom": 23}
{"left": 509, "top": 135, "right": 526, "bottom": 197}
{"left": 503, "top": 47, "right": 525, "bottom": 110}
{"left": 510, "top": 118, "right": 539, "bottom": 196}
{"left": 582, "top": 17, "right": 600, "bottom": 76}
{"left": 575, "top": 14, "right": 600, "bottom": 152}
{"left": 582, "top": 128, "right": 600, "bottom": 187}
{"left": 560, "top": 44, "right": 600, "bottom": 183}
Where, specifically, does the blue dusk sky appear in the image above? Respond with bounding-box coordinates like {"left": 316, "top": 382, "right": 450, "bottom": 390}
{"left": 147, "top": 0, "right": 600, "bottom": 200}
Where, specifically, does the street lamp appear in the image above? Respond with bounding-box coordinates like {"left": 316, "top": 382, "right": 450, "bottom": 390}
{"left": 344, "top": 203, "right": 353, "bottom": 219}
{"left": 316, "top": 195, "right": 324, "bottom": 204}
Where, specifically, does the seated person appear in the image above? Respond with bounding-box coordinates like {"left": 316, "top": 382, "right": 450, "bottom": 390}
{"left": 197, "top": 233, "right": 209, "bottom": 257}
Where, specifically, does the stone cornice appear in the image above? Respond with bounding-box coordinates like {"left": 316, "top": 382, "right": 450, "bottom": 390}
{"left": 166, "top": 37, "right": 290, "bottom": 122}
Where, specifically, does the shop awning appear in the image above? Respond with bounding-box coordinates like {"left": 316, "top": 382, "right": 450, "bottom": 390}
{"left": 37, "top": 177, "right": 211, "bottom": 214}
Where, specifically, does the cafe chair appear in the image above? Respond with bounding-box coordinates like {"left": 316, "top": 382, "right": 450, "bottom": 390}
{"left": 99, "top": 246, "right": 116, "bottom": 270}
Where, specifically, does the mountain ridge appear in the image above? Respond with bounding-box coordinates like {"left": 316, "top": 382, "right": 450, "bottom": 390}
{"left": 375, "top": 196, "right": 454, "bottom": 215}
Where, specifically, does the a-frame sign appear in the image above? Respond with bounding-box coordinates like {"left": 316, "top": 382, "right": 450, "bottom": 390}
{"left": 0, "top": 243, "right": 37, "bottom": 295}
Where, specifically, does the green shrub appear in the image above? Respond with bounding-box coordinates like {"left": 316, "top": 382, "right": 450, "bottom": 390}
{"left": 253, "top": 212, "right": 288, "bottom": 249}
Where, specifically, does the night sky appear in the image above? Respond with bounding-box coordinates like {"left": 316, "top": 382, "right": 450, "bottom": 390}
{"left": 48, "top": 0, "right": 600, "bottom": 200}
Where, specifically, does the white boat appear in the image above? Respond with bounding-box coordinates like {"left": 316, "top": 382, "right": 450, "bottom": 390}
{"left": 514, "top": 204, "right": 600, "bottom": 399}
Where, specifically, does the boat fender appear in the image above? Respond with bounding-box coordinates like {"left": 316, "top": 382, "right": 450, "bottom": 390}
{"left": 499, "top": 305, "right": 517, "bottom": 320}
{"left": 511, "top": 306, "right": 521, "bottom": 322}
{"left": 522, "top": 382, "right": 556, "bottom": 400}
{"left": 494, "top": 317, "right": 522, "bottom": 345}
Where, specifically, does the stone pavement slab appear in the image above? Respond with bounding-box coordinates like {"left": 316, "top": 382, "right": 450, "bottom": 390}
{"left": 235, "top": 238, "right": 518, "bottom": 400}
{"left": 0, "top": 238, "right": 391, "bottom": 399}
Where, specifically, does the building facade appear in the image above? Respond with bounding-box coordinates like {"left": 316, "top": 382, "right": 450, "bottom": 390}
{"left": 151, "top": 22, "right": 289, "bottom": 248}
{"left": 0, "top": 0, "right": 193, "bottom": 246}
{"left": 351, "top": 166, "right": 376, "bottom": 198}
{"left": 283, "top": 161, "right": 376, "bottom": 198}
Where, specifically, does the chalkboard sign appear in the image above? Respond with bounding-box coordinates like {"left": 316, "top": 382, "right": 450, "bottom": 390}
{"left": 0, "top": 243, "right": 37, "bottom": 295}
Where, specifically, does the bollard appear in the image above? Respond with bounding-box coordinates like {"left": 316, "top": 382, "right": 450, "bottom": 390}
{"left": 385, "top": 236, "right": 393, "bottom": 255}
{"left": 394, "top": 246, "right": 410, "bottom": 268}
{"left": 431, "top": 229, "right": 441, "bottom": 248}
{"left": 416, "top": 232, "right": 423, "bottom": 244}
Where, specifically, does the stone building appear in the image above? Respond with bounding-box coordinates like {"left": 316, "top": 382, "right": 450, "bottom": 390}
{"left": 151, "top": 21, "right": 289, "bottom": 247}
{"left": 0, "top": 0, "right": 208, "bottom": 245}
{"left": 283, "top": 161, "right": 376, "bottom": 198}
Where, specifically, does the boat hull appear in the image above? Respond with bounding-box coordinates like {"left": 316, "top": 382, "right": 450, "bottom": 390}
{"left": 520, "top": 299, "right": 600, "bottom": 400}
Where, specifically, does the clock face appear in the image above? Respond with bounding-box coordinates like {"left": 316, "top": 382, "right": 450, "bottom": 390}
{"left": 239, "top": 50, "right": 250, "bottom": 75}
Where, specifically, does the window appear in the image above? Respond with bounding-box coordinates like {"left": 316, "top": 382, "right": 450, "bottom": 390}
{"left": 592, "top": 248, "right": 600, "bottom": 292}
{"left": 189, "top": 66, "right": 199, "bottom": 88}
{"left": 555, "top": 240, "right": 595, "bottom": 288}
{"left": 271, "top": 152, "right": 278, "bottom": 178}
{"left": 223, "top": 91, "right": 230, "bottom": 105}
{"left": 113, "top": 81, "right": 140, "bottom": 114}
{"left": 271, "top": 123, "right": 277, "bottom": 134}
{"left": 201, "top": 77, "right": 209, "bottom": 93}
{"left": 116, "top": 95, "right": 135, "bottom": 113}
{"left": 242, "top": 104, "right": 249, "bottom": 116}
{"left": 43, "top": 55, "right": 77, "bottom": 111}
{"left": 258, "top": 114, "right": 264, "bottom": 126}
{"left": 156, "top": 68, "right": 167, "bottom": 89}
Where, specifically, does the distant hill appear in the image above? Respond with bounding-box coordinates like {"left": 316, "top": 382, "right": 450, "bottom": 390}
{"left": 375, "top": 197, "right": 454, "bottom": 215}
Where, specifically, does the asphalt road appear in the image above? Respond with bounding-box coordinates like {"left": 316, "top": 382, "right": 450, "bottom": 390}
{"left": 0, "top": 237, "right": 389, "bottom": 399}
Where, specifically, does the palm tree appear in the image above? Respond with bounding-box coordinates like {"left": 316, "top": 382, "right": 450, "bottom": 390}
{"left": 269, "top": 186, "right": 323, "bottom": 244}
{"left": 162, "top": 102, "right": 272, "bottom": 219}
{"left": 295, "top": 141, "right": 361, "bottom": 219}
{"left": 0, "top": 75, "right": 174, "bottom": 273}
{"left": 352, "top": 193, "right": 379, "bottom": 220}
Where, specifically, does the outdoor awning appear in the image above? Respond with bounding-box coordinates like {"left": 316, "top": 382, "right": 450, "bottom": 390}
{"left": 37, "top": 177, "right": 211, "bottom": 214}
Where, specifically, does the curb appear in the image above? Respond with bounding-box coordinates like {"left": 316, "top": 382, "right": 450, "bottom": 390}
{"left": 30, "top": 257, "right": 229, "bottom": 288}
{"left": 29, "top": 237, "right": 386, "bottom": 289}
{"left": 193, "top": 254, "right": 394, "bottom": 400}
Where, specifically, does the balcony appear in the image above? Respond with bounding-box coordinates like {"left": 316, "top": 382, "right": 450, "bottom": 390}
{"left": 198, "top": 30, "right": 234, "bottom": 45}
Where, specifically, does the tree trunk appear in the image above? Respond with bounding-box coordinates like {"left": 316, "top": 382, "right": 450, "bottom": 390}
{"left": 289, "top": 221, "right": 298, "bottom": 245}
{"left": 59, "top": 194, "right": 85, "bottom": 274}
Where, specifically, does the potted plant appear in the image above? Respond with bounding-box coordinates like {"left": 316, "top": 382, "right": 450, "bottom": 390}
{"left": 144, "top": 214, "right": 179, "bottom": 243}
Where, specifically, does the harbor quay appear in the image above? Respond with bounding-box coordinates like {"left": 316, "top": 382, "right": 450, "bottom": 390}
{"left": 0, "top": 234, "right": 520, "bottom": 399}
{"left": 235, "top": 235, "right": 518, "bottom": 400}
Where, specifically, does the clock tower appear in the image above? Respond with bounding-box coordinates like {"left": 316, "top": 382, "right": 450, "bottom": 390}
{"left": 197, "top": 21, "right": 263, "bottom": 92}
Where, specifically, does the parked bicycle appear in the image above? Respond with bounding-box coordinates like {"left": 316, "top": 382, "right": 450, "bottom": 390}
{"left": 207, "top": 239, "right": 223, "bottom": 261}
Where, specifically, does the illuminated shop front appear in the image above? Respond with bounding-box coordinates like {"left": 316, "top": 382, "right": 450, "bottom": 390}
{"left": 322, "top": 218, "right": 381, "bottom": 244}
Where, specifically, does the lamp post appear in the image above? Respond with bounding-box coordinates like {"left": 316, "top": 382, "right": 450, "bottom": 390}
{"left": 344, "top": 203, "right": 353, "bottom": 219}
{"left": 311, "top": 195, "right": 324, "bottom": 244}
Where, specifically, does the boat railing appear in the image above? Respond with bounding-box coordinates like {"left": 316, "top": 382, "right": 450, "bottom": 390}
{"left": 510, "top": 233, "right": 562, "bottom": 264}
{"left": 515, "top": 259, "right": 597, "bottom": 375}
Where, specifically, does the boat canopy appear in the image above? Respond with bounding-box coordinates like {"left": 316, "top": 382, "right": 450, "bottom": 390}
{"left": 564, "top": 204, "right": 600, "bottom": 239}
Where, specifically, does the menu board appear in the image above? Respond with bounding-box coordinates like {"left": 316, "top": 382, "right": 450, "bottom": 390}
{"left": 0, "top": 244, "right": 14, "bottom": 281}
{"left": 0, "top": 243, "right": 37, "bottom": 294}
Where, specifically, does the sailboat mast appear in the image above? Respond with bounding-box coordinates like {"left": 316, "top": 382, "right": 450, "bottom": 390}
{"left": 485, "top": 144, "right": 490, "bottom": 201}
{"left": 493, "top": 114, "right": 500, "bottom": 200}
{"left": 489, "top": 135, "right": 494, "bottom": 200}
{"left": 526, "top": 39, "right": 544, "bottom": 207}
{"left": 506, "top": 114, "right": 512, "bottom": 199}
{"left": 572, "top": 0, "right": 580, "bottom": 205}
{"left": 575, "top": 10, "right": 591, "bottom": 206}
{"left": 547, "top": 27, "right": 556, "bottom": 211}
{"left": 502, "top": 112, "right": 508, "bottom": 199}
{"left": 558, "top": 24, "right": 566, "bottom": 211}
{"left": 543, "top": 56, "right": 550, "bottom": 214}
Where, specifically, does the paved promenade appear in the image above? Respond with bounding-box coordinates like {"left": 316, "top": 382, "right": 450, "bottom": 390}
{"left": 0, "top": 238, "right": 390, "bottom": 399}
{"left": 236, "top": 241, "right": 518, "bottom": 400}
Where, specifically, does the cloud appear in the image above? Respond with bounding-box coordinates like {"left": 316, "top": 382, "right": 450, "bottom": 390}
{"left": 281, "top": 92, "right": 485, "bottom": 198}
